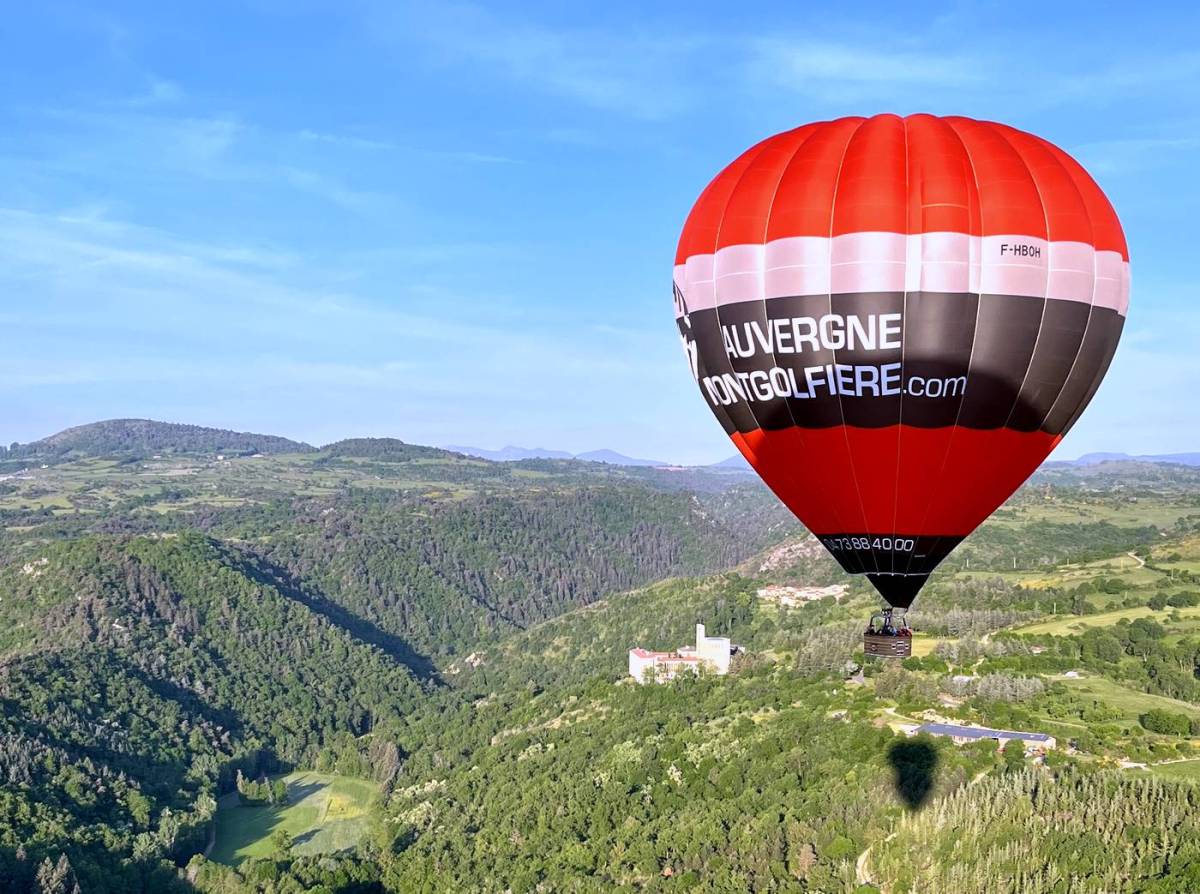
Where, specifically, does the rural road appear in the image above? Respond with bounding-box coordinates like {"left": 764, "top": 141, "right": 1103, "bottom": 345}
{"left": 855, "top": 843, "right": 874, "bottom": 886}
{"left": 855, "top": 832, "right": 896, "bottom": 888}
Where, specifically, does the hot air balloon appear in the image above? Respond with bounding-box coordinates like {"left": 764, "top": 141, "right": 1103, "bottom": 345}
{"left": 673, "top": 114, "right": 1128, "bottom": 657}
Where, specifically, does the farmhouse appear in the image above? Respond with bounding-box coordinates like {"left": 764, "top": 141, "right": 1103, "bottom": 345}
{"left": 914, "top": 723, "right": 1056, "bottom": 752}
{"left": 629, "top": 623, "right": 735, "bottom": 683}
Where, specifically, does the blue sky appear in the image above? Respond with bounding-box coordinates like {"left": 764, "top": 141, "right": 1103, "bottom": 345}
{"left": 1, "top": 1, "right": 1197, "bottom": 463}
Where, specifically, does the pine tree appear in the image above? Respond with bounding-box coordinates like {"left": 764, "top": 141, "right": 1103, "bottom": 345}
{"left": 35, "top": 854, "right": 80, "bottom": 894}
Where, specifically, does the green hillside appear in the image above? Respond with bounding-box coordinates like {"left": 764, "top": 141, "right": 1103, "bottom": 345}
{"left": 3, "top": 427, "right": 1200, "bottom": 893}
{"left": 225, "top": 486, "right": 769, "bottom": 655}
{"left": 317, "top": 438, "right": 462, "bottom": 463}
{"left": 0, "top": 533, "right": 424, "bottom": 893}
{"left": 2, "top": 419, "right": 315, "bottom": 461}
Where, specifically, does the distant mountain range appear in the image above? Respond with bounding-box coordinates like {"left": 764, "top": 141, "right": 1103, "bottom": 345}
{"left": 6, "top": 419, "right": 1194, "bottom": 471}
{"left": 444, "top": 445, "right": 573, "bottom": 462}
{"left": 445, "top": 445, "right": 670, "bottom": 467}
{"left": 0, "top": 421, "right": 733, "bottom": 470}
{"left": 1068, "top": 452, "right": 1200, "bottom": 467}
{"left": 712, "top": 453, "right": 752, "bottom": 469}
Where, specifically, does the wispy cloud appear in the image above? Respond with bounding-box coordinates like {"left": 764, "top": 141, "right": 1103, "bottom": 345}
{"left": 279, "top": 166, "right": 379, "bottom": 211}
{"left": 367, "top": 2, "right": 704, "bottom": 119}
{"left": 0, "top": 206, "right": 665, "bottom": 406}
{"left": 1059, "top": 53, "right": 1200, "bottom": 100}
{"left": 172, "top": 115, "right": 240, "bottom": 161}
{"left": 743, "top": 37, "right": 1200, "bottom": 113}
{"left": 370, "top": 6, "right": 1200, "bottom": 126}
{"left": 126, "top": 76, "right": 184, "bottom": 108}
{"left": 297, "top": 128, "right": 396, "bottom": 151}
{"left": 297, "top": 127, "right": 517, "bottom": 164}
{"left": 1072, "top": 136, "right": 1200, "bottom": 175}
{"left": 6, "top": 106, "right": 391, "bottom": 212}
{"left": 747, "top": 39, "right": 982, "bottom": 102}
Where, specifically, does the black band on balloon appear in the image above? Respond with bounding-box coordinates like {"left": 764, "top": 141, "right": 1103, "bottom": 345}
{"left": 822, "top": 530, "right": 963, "bottom": 608}
{"left": 815, "top": 533, "right": 963, "bottom": 579}
{"left": 676, "top": 291, "right": 1123, "bottom": 436}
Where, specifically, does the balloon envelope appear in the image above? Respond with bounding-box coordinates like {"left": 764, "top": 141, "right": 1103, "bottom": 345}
{"left": 673, "top": 114, "right": 1128, "bottom": 607}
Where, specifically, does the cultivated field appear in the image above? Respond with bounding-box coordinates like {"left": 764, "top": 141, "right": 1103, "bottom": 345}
{"left": 1014, "top": 604, "right": 1200, "bottom": 637}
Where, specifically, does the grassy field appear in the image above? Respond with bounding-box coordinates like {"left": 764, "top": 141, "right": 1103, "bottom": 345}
{"left": 0, "top": 452, "right": 486, "bottom": 521}
{"left": 1013, "top": 604, "right": 1200, "bottom": 637}
{"left": 909, "top": 633, "right": 940, "bottom": 657}
{"left": 1011, "top": 555, "right": 1163, "bottom": 591}
{"left": 989, "top": 500, "right": 1195, "bottom": 530}
{"left": 1054, "top": 674, "right": 1200, "bottom": 722}
{"left": 950, "top": 558, "right": 1161, "bottom": 592}
{"left": 1153, "top": 534, "right": 1200, "bottom": 560}
{"left": 1150, "top": 759, "right": 1200, "bottom": 782}
{"left": 1155, "top": 558, "right": 1200, "bottom": 576}
{"left": 210, "top": 772, "right": 377, "bottom": 866}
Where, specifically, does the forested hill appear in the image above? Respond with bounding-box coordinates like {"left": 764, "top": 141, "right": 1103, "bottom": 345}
{"left": 3, "top": 419, "right": 315, "bottom": 460}
{"left": 0, "top": 422, "right": 796, "bottom": 657}
{"left": 317, "top": 438, "right": 461, "bottom": 462}
{"left": 0, "top": 533, "right": 426, "bottom": 893}
{"left": 0, "top": 423, "right": 797, "bottom": 891}
{"left": 207, "top": 487, "right": 765, "bottom": 655}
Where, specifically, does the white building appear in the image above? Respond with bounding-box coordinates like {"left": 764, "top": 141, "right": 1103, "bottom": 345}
{"left": 629, "top": 623, "right": 734, "bottom": 683}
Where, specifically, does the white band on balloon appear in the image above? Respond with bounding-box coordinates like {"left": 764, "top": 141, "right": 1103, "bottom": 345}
{"left": 673, "top": 232, "right": 1130, "bottom": 319}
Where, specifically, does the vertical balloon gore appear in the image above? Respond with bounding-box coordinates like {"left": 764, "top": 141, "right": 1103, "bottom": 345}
{"left": 674, "top": 114, "right": 1129, "bottom": 610}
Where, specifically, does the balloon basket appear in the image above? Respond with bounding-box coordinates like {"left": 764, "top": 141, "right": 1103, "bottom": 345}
{"left": 863, "top": 608, "right": 912, "bottom": 659}
{"left": 863, "top": 633, "right": 912, "bottom": 658}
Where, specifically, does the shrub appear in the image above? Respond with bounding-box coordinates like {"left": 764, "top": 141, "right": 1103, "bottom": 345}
{"left": 1139, "top": 709, "right": 1191, "bottom": 736}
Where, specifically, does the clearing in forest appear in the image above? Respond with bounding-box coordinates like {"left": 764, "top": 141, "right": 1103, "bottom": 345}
{"left": 209, "top": 771, "right": 377, "bottom": 866}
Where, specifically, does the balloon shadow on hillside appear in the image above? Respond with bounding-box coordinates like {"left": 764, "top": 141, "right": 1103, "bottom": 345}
{"left": 887, "top": 740, "right": 938, "bottom": 810}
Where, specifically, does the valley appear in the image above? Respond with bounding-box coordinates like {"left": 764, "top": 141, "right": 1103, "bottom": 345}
{"left": 2, "top": 421, "right": 1200, "bottom": 892}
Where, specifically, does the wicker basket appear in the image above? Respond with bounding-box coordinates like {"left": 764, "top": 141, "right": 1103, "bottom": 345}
{"left": 863, "top": 633, "right": 912, "bottom": 658}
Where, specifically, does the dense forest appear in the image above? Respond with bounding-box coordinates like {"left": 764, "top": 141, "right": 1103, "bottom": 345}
{"left": 871, "top": 768, "right": 1200, "bottom": 893}
{"left": 232, "top": 487, "right": 760, "bottom": 655}
{"left": 0, "top": 425, "right": 797, "bottom": 891}
{"left": 0, "top": 533, "right": 429, "bottom": 892}
{"left": 181, "top": 657, "right": 1000, "bottom": 894}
